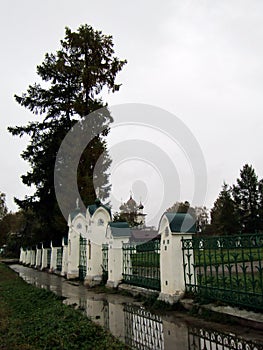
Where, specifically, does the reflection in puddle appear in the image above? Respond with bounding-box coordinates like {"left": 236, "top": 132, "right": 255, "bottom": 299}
{"left": 10, "top": 265, "right": 263, "bottom": 350}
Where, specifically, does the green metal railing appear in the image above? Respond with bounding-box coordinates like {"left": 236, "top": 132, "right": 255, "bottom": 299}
{"left": 79, "top": 236, "right": 87, "bottom": 281}
{"left": 102, "top": 244, "right": 108, "bottom": 284}
{"left": 47, "top": 248, "right": 51, "bottom": 269}
{"left": 182, "top": 234, "right": 263, "bottom": 310}
{"left": 124, "top": 304, "right": 164, "bottom": 350}
{"left": 188, "top": 326, "right": 263, "bottom": 350}
{"left": 56, "top": 247, "right": 62, "bottom": 271}
{"left": 123, "top": 240, "right": 160, "bottom": 290}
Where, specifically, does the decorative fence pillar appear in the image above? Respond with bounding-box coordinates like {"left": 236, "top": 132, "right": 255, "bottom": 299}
{"left": 158, "top": 213, "right": 196, "bottom": 304}
{"left": 106, "top": 243, "right": 123, "bottom": 288}
{"left": 67, "top": 229, "right": 80, "bottom": 279}
{"left": 35, "top": 244, "right": 42, "bottom": 268}
{"left": 30, "top": 248, "right": 36, "bottom": 266}
{"left": 19, "top": 247, "right": 26, "bottom": 264}
{"left": 106, "top": 222, "right": 131, "bottom": 288}
{"left": 25, "top": 249, "right": 31, "bottom": 265}
{"left": 41, "top": 242, "right": 51, "bottom": 270}
{"left": 85, "top": 242, "right": 103, "bottom": 287}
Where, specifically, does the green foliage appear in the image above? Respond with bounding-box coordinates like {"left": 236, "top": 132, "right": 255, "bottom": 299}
{"left": 232, "top": 164, "right": 260, "bottom": 233}
{"left": 0, "top": 263, "right": 129, "bottom": 349}
{"left": 210, "top": 183, "right": 240, "bottom": 235}
{"left": 166, "top": 201, "right": 209, "bottom": 233}
{"left": 113, "top": 211, "right": 141, "bottom": 227}
{"left": 8, "top": 24, "right": 127, "bottom": 243}
{"left": 209, "top": 164, "right": 263, "bottom": 235}
{"left": 0, "top": 192, "right": 8, "bottom": 220}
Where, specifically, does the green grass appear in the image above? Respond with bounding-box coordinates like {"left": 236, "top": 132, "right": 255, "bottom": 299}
{"left": 194, "top": 247, "right": 263, "bottom": 266}
{"left": 197, "top": 272, "right": 263, "bottom": 294}
{"left": 0, "top": 263, "right": 129, "bottom": 350}
{"left": 130, "top": 252, "right": 159, "bottom": 267}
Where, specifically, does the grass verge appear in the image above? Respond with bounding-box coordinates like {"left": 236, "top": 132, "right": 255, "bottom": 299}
{"left": 0, "top": 263, "right": 129, "bottom": 350}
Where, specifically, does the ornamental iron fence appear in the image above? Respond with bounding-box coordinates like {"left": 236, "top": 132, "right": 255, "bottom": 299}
{"left": 56, "top": 247, "right": 62, "bottom": 271}
{"left": 182, "top": 234, "right": 263, "bottom": 310}
{"left": 102, "top": 244, "right": 109, "bottom": 284}
{"left": 124, "top": 304, "right": 164, "bottom": 350}
{"left": 123, "top": 240, "right": 160, "bottom": 291}
{"left": 79, "top": 236, "right": 87, "bottom": 281}
{"left": 47, "top": 248, "right": 51, "bottom": 269}
{"left": 188, "top": 326, "right": 263, "bottom": 350}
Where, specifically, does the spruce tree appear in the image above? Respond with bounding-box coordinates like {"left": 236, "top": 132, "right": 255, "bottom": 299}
{"left": 232, "top": 164, "right": 260, "bottom": 233}
{"left": 8, "top": 25, "right": 127, "bottom": 242}
{"left": 210, "top": 183, "right": 240, "bottom": 235}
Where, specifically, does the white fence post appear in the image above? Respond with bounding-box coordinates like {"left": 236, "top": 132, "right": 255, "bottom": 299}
{"left": 158, "top": 213, "right": 196, "bottom": 304}
{"left": 106, "top": 242, "right": 123, "bottom": 288}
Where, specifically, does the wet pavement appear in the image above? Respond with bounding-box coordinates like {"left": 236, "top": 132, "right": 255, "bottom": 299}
{"left": 10, "top": 264, "right": 263, "bottom": 350}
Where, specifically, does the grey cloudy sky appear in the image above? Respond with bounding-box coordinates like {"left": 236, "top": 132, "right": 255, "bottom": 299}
{"left": 1, "top": 0, "right": 263, "bottom": 225}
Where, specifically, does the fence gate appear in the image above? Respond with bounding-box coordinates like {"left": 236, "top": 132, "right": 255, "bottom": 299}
{"left": 56, "top": 247, "right": 62, "bottom": 271}
{"left": 182, "top": 234, "right": 263, "bottom": 311}
{"left": 102, "top": 244, "right": 109, "bottom": 284}
{"left": 79, "top": 236, "right": 87, "bottom": 281}
{"left": 123, "top": 240, "right": 160, "bottom": 290}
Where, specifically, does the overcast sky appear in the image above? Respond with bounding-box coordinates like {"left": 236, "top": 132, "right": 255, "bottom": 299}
{"left": 1, "top": 0, "right": 263, "bottom": 225}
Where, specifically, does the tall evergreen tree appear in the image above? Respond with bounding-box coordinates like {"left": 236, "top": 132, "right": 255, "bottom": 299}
{"left": 8, "top": 25, "right": 127, "bottom": 242}
{"left": 0, "top": 192, "right": 8, "bottom": 220}
{"left": 210, "top": 183, "right": 240, "bottom": 235}
{"left": 232, "top": 164, "right": 259, "bottom": 233}
{"left": 257, "top": 179, "right": 263, "bottom": 231}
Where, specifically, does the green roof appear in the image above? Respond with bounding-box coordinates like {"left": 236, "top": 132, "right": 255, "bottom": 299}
{"left": 109, "top": 221, "right": 131, "bottom": 237}
{"left": 69, "top": 208, "right": 85, "bottom": 220}
{"left": 165, "top": 213, "right": 196, "bottom": 233}
{"left": 87, "top": 199, "right": 111, "bottom": 217}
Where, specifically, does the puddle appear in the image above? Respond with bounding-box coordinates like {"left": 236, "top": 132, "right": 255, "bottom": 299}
{"left": 10, "top": 264, "right": 263, "bottom": 350}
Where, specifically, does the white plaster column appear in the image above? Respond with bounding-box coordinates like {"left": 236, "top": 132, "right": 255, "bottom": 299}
{"left": 106, "top": 246, "right": 123, "bottom": 288}
{"left": 85, "top": 242, "right": 102, "bottom": 286}
{"left": 19, "top": 247, "right": 25, "bottom": 263}
{"left": 159, "top": 231, "right": 194, "bottom": 304}
{"left": 106, "top": 239, "right": 125, "bottom": 288}
{"left": 41, "top": 248, "right": 48, "bottom": 270}
{"left": 50, "top": 246, "right": 58, "bottom": 272}
{"left": 67, "top": 230, "right": 80, "bottom": 279}
{"left": 25, "top": 249, "right": 31, "bottom": 265}
{"left": 35, "top": 248, "right": 42, "bottom": 268}
{"left": 30, "top": 250, "right": 36, "bottom": 266}
{"left": 61, "top": 236, "right": 68, "bottom": 276}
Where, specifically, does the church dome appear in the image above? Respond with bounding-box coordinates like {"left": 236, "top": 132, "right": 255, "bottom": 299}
{"left": 138, "top": 202, "right": 144, "bottom": 210}
{"left": 126, "top": 195, "right": 137, "bottom": 210}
